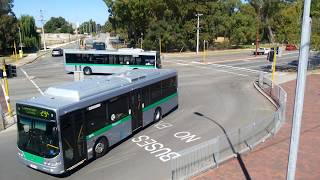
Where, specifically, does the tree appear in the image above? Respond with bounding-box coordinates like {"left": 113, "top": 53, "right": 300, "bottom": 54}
{"left": 272, "top": 1, "right": 302, "bottom": 44}
{"left": 103, "top": 0, "right": 320, "bottom": 51}
{"left": 79, "top": 20, "right": 96, "bottom": 34}
{"left": 44, "top": 17, "right": 74, "bottom": 34}
{"left": 310, "top": 0, "right": 320, "bottom": 50}
{"left": 0, "top": 0, "right": 17, "bottom": 53}
{"left": 230, "top": 4, "right": 256, "bottom": 45}
{"left": 0, "top": 0, "right": 14, "bottom": 15}
{"left": 0, "top": 14, "right": 18, "bottom": 52}
{"left": 20, "top": 15, "right": 39, "bottom": 49}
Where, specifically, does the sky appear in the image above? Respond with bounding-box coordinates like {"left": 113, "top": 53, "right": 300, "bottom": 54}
{"left": 12, "top": 0, "right": 109, "bottom": 27}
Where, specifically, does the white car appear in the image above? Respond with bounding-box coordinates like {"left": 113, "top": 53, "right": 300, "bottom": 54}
{"left": 252, "top": 47, "right": 270, "bottom": 55}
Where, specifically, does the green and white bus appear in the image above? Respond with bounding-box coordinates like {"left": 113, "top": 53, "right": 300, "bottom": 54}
{"left": 16, "top": 69, "right": 178, "bottom": 174}
{"left": 64, "top": 48, "right": 161, "bottom": 75}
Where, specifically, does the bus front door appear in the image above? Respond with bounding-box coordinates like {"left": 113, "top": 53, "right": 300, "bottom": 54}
{"left": 61, "top": 110, "right": 87, "bottom": 170}
{"left": 131, "top": 89, "right": 143, "bottom": 131}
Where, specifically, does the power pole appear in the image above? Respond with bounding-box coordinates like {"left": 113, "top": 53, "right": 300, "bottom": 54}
{"left": 196, "top": 13, "right": 203, "bottom": 54}
{"left": 18, "top": 27, "right": 22, "bottom": 51}
{"left": 286, "top": 0, "right": 312, "bottom": 180}
{"left": 39, "top": 10, "right": 47, "bottom": 51}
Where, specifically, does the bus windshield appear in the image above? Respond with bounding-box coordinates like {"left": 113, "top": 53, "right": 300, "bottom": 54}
{"left": 17, "top": 116, "right": 60, "bottom": 158}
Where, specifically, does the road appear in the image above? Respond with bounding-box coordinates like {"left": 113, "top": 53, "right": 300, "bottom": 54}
{"left": 0, "top": 46, "right": 285, "bottom": 180}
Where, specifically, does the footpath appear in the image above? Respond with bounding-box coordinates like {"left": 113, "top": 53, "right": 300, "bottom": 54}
{"left": 0, "top": 41, "right": 77, "bottom": 130}
{"left": 193, "top": 72, "right": 320, "bottom": 180}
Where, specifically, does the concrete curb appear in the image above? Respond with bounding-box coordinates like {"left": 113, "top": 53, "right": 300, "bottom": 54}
{"left": 15, "top": 40, "right": 78, "bottom": 67}
{"left": 163, "top": 49, "right": 253, "bottom": 58}
{"left": 253, "top": 81, "right": 279, "bottom": 108}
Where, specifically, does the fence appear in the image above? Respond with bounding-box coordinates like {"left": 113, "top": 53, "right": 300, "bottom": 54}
{"left": 171, "top": 73, "right": 287, "bottom": 180}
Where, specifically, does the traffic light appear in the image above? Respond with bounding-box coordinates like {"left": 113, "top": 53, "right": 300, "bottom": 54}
{"left": 5, "top": 64, "right": 11, "bottom": 78}
{"left": 4, "top": 64, "right": 17, "bottom": 78}
{"left": 11, "top": 65, "right": 17, "bottom": 77}
{"left": 267, "top": 50, "right": 275, "bottom": 62}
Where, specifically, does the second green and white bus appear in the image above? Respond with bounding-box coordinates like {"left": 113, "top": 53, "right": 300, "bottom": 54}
{"left": 64, "top": 48, "right": 161, "bottom": 75}
{"left": 16, "top": 69, "right": 177, "bottom": 174}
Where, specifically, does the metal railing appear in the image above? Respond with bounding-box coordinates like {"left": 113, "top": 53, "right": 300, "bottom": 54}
{"left": 171, "top": 73, "right": 287, "bottom": 180}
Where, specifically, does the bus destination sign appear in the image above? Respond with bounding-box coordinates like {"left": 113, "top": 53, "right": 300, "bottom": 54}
{"left": 17, "top": 104, "right": 56, "bottom": 120}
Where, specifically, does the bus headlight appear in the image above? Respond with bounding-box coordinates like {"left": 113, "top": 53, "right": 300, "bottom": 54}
{"left": 17, "top": 152, "right": 24, "bottom": 157}
{"left": 44, "top": 161, "right": 61, "bottom": 167}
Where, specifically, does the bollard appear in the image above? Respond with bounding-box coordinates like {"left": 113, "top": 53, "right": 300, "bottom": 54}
{"left": 74, "top": 71, "right": 84, "bottom": 81}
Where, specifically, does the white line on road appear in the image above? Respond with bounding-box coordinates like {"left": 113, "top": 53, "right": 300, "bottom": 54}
{"left": 244, "top": 56, "right": 298, "bottom": 69}
{"left": 176, "top": 62, "right": 190, "bottom": 66}
{"left": 180, "top": 62, "right": 250, "bottom": 77}
{"left": 193, "top": 61, "right": 265, "bottom": 74}
{"left": 20, "top": 68, "right": 44, "bottom": 95}
{"left": 195, "top": 65, "right": 249, "bottom": 77}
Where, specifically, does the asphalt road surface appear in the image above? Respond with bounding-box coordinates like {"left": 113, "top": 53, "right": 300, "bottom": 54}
{"left": 0, "top": 46, "right": 282, "bottom": 180}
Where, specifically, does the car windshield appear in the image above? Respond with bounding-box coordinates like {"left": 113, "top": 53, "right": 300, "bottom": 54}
{"left": 17, "top": 115, "right": 60, "bottom": 158}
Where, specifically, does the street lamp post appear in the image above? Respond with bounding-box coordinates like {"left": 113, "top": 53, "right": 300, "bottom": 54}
{"left": 40, "top": 10, "right": 47, "bottom": 51}
{"left": 286, "top": 0, "right": 312, "bottom": 179}
{"left": 18, "top": 27, "right": 22, "bottom": 51}
{"left": 196, "top": 13, "right": 203, "bottom": 54}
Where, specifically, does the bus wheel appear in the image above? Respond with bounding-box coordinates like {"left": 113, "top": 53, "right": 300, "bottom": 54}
{"left": 83, "top": 67, "right": 92, "bottom": 75}
{"left": 94, "top": 137, "right": 108, "bottom": 159}
{"left": 154, "top": 108, "right": 162, "bottom": 122}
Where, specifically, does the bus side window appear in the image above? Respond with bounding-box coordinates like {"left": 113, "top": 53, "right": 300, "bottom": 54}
{"left": 162, "top": 77, "right": 177, "bottom": 97}
{"left": 85, "top": 103, "right": 107, "bottom": 135}
{"left": 81, "top": 54, "right": 90, "bottom": 64}
{"left": 119, "top": 55, "right": 124, "bottom": 64}
{"left": 103, "top": 54, "right": 109, "bottom": 64}
{"left": 115, "top": 55, "right": 120, "bottom": 64}
{"left": 66, "top": 54, "right": 77, "bottom": 63}
{"left": 108, "top": 95, "right": 129, "bottom": 122}
{"left": 135, "top": 57, "right": 142, "bottom": 65}
{"left": 142, "top": 87, "right": 150, "bottom": 107}
{"left": 150, "top": 82, "right": 162, "bottom": 103}
{"left": 109, "top": 55, "right": 114, "bottom": 64}
{"left": 139, "top": 55, "right": 146, "bottom": 65}
{"left": 73, "top": 54, "right": 81, "bottom": 63}
{"left": 123, "top": 55, "right": 131, "bottom": 65}
{"left": 144, "top": 56, "right": 155, "bottom": 66}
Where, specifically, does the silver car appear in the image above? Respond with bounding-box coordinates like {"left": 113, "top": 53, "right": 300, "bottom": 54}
{"left": 51, "top": 48, "right": 63, "bottom": 57}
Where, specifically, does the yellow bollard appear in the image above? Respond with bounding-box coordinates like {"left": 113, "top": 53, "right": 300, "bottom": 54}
{"left": 14, "top": 41, "right": 18, "bottom": 61}
{"left": 271, "top": 47, "right": 277, "bottom": 84}
{"left": 2, "top": 63, "right": 12, "bottom": 117}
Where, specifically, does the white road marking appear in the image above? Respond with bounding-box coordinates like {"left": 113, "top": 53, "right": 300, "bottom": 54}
{"left": 176, "top": 62, "right": 189, "bottom": 66}
{"left": 244, "top": 57, "right": 298, "bottom": 69}
{"left": 191, "top": 64, "right": 250, "bottom": 77}
{"left": 20, "top": 68, "right": 44, "bottom": 95}
{"left": 167, "top": 60, "right": 250, "bottom": 77}
{"left": 132, "top": 135, "right": 181, "bottom": 162}
{"left": 207, "top": 62, "right": 266, "bottom": 74}
{"left": 174, "top": 131, "right": 201, "bottom": 143}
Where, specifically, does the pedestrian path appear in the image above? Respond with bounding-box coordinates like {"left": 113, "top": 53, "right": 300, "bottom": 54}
{"left": 193, "top": 73, "right": 320, "bottom": 180}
